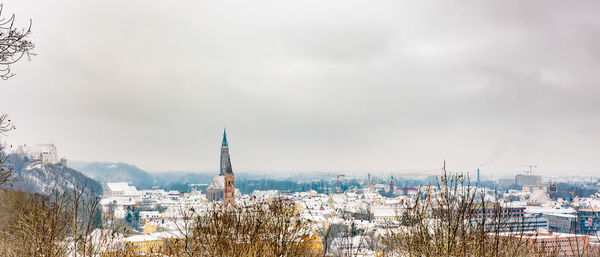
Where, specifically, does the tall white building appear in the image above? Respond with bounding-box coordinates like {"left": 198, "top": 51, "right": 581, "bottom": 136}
{"left": 515, "top": 174, "right": 542, "bottom": 186}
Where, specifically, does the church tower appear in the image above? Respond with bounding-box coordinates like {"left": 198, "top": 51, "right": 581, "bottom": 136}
{"left": 221, "top": 129, "right": 235, "bottom": 207}
{"left": 206, "top": 129, "right": 236, "bottom": 204}
{"left": 220, "top": 130, "right": 229, "bottom": 175}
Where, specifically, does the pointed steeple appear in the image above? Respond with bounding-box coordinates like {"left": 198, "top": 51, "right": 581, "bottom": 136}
{"left": 222, "top": 129, "right": 228, "bottom": 147}
{"left": 219, "top": 128, "right": 230, "bottom": 176}
{"left": 225, "top": 156, "right": 233, "bottom": 174}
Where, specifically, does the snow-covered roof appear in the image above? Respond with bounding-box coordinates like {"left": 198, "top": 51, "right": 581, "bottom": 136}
{"left": 107, "top": 182, "right": 137, "bottom": 192}
{"left": 527, "top": 190, "right": 550, "bottom": 204}
{"left": 371, "top": 207, "right": 398, "bottom": 218}
{"left": 124, "top": 234, "right": 161, "bottom": 243}
{"left": 495, "top": 231, "right": 588, "bottom": 240}
{"left": 207, "top": 175, "right": 225, "bottom": 190}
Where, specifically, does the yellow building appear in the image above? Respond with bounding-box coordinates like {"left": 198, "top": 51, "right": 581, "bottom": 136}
{"left": 124, "top": 234, "right": 164, "bottom": 255}
{"left": 294, "top": 203, "right": 305, "bottom": 213}
{"left": 143, "top": 220, "right": 158, "bottom": 234}
{"left": 303, "top": 233, "right": 323, "bottom": 255}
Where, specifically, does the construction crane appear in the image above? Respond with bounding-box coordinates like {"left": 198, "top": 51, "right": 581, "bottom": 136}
{"left": 388, "top": 174, "right": 435, "bottom": 202}
{"left": 359, "top": 179, "right": 376, "bottom": 192}
{"left": 391, "top": 161, "right": 462, "bottom": 188}
{"left": 526, "top": 165, "right": 537, "bottom": 175}
{"left": 391, "top": 172, "right": 437, "bottom": 178}
{"left": 391, "top": 161, "right": 463, "bottom": 201}
{"left": 390, "top": 172, "right": 434, "bottom": 199}
{"left": 315, "top": 174, "right": 346, "bottom": 193}
{"left": 549, "top": 183, "right": 578, "bottom": 204}
{"left": 439, "top": 161, "right": 464, "bottom": 200}
{"left": 515, "top": 164, "right": 538, "bottom": 175}
{"left": 355, "top": 173, "right": 384, "bottom": 193}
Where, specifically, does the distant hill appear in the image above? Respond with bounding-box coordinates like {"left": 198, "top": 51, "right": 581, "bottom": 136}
{"left": 152, "top": 172, "right": 215, "bottom": 185}
{"left": 5, "top": 154, "right": 102, "bottom": 196}
{"left": 75, "top": 162, "right": 155, "bottom": 189}
{"left": 69, "top": 161, "right": 341, "bottom": 191}
{"left": 74, "top": 162, "right": 218, "bottom": 189}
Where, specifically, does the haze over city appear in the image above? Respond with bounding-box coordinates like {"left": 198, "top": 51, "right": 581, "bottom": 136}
{"left": 1, "top": 1, "right": 599, "bottom": 175}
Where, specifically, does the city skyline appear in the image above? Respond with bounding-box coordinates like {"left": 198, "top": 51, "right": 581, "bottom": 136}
{"left": 1, "top": 1, "right": 599, "bottom": 174}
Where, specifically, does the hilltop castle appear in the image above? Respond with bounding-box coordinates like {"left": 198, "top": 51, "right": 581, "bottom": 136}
{"left": 206, "top": 130, "right": 236, "bottom": 206}
{"left": 11, "top": 143, "right": 65, "bottom": 165}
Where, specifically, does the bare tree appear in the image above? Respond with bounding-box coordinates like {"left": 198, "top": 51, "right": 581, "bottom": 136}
{"left": 163, "top": 198, "right": 317, "bottom": 257}
{"left": 382, "top": 176, "right": 532, "bottom": 256}
{"left": 0, "top": 190, "right": 72, "bottom": 257}
{"left": 0, "top": 113, "right": 15, "bottom": 186}
{"left": 0, "top": 183, "right": 130, "bottom": 257}
{"left": 0, "top": 4, "right": 34, "bottom": 80}
{"left": 0, "top": 3, "right": 34, "bottom": 186}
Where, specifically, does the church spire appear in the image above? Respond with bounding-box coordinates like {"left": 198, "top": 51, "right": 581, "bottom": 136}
{"left": 208, "top": 129, "right": 236, "bottom": 206}
{"left": 225, "top": 156, "right": 233, "bottom": 174}
{"left": 221, "top": 129, "right": 235, "bottom": 207}
{"left": 219, "top": 128, "right": 230, "bottom": 176}
{"left": 222, "top": 128, "right": 228, "bottom": 147}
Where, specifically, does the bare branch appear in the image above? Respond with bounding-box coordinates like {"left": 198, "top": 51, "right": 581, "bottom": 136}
{"left": 0, "top": 4, "right": 34, "bottom": 80}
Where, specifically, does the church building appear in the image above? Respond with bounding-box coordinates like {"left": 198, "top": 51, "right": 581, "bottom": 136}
{"left": 206, "top": 129, "right": 236, "bottom": 206}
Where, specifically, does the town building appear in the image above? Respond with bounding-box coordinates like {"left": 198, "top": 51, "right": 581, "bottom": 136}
{"left": 466, "top": 205, "right": 547, "bottom": 233}
{"left": 497, "top": 178, "right": 515, "bottom": 187}
{"left": 473, "top": 217, "right": 548, "bottom": 233}
{"left": 124, "top": 234, "right": 164, "bottom": 255}
{"left": 575, "top": 208, "right": 600, "bottom": 235}
{"left": 523, "top": 185, "right": 547, "bottom": 193}
{"left": 104, "top": 182, "right": 141, "bottom": 198}
{"left": 516, "top": 174, "right": 542, "bottom": 186}
{"left": 544, "top": 213, "right": 577, "bottom": 233}
{"left": 467, "top": 204, "right": 526, "bottom": 220}
{"left": 496, "top": 231, "right": 589, "bottom": 256}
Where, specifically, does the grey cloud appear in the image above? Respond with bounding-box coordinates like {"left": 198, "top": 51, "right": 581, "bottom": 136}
{"left": 0, "top": 0, "right": 599, "bottom": 175}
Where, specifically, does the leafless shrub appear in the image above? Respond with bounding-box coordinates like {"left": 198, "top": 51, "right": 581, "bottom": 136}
{"left": 0, "top": 184, "right": 129, "bottom": 257}
{"left": 168, "top": 198, "right": 317, "bottom": 257}
{"left": 382, "top": 176, "right": 532, "bottom": 257}
{"left": 0, "top": 190, "right": 72, "bottom": 256}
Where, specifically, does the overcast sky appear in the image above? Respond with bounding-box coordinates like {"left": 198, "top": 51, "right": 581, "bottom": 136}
{"left": 1, "top": 0, "right": 599, "bottom": 176}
